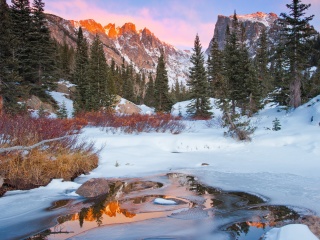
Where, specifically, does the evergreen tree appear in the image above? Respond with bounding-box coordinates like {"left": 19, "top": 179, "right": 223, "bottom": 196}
{"left": 73, "top": 27, "right": 89, "bottom": 112}
{"left": 30, "top": 0, "right": 56, "bottom": 84}
{"left": 122, "top": 64, "right": 135, "bottom": 102}
{"left": 187, "top": 34, "right": 212, "bottom": 118}
{"left": 57, "top": 101, "right": 68, "bottom": 119}
{"left": 255, "top": 28, "right": 272, "bottom": 97}
{"left": 10, "top": 0, "right": 34, "bottom": 82}
{"left": 223, "top": 14, "right": 243, "bottom": 115}
{"left": 86, "top": 35, "right": 114, "bottom": 110}
{"left": 144, "top": 72, "right": 155, "bottom": 107}
{"left": 0, "top": 0, "right": 21, "bottom": 92}
{"left": 58, "top": 39, "right": 74, "bottom": 80}
{"left": 279, "top": 0, "right": 315, "bottom": 108}
{"left": 207, "top": 38, "right": 226, "bottom": 98}
{"left": 154, "top": 50, "right": 172, "bottom": 112}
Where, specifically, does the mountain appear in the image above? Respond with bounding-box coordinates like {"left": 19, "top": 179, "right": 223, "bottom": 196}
{"left": 206, "top": 12, "right": 281, "bottom": 56}
{"left": 45, "top": 14, "right": 191, "bottom": 85}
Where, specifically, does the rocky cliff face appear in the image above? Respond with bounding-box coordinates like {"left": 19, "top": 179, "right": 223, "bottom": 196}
{"left": 46, "top": 14, "right": 191, "bottom": 85}
{"left": 206, "top": 12, "right": 281, "bottom": 56}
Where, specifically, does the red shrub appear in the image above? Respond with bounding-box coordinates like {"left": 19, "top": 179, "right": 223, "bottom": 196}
{"left": 0, "top": 114, "right": 86, "bottom": 147}
{"left": 74, "top": 111, "right": 185, "bottom": 134}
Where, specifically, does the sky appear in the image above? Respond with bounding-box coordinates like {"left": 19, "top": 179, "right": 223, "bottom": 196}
{"left": 11, "top": 0, "right": 320, "bottom": 50}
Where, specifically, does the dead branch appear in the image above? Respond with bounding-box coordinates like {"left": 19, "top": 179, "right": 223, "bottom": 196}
{"left": 0, "top": 136, "right": 70, "bottom": 154}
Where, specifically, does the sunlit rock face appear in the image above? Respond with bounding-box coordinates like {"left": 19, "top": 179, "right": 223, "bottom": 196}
{"left": 45, "top": 14, "right": 192, "bottom": 86}
{"left": 205, "top": 12, "right": 281, "bottom": 57}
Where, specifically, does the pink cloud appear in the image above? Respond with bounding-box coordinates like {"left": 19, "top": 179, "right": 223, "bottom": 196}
{"left": 45, "top": 0, "right": 215, "bottom": 50}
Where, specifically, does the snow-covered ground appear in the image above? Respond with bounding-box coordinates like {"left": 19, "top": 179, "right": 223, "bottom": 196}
{"left": 1, "top": 96, "right": 320, "bottom": 239}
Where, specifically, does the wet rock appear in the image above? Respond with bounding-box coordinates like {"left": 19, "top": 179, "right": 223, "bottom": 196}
{"left": 76, "top": 178, "right": 111, "bottom": 198}
{"left": 123, "top": 181, "right": 162, "bottom": 193}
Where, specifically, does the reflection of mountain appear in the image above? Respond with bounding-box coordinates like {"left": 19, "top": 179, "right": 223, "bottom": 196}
{"left": 71, "top": 201, "right": 136, "bottom": 227}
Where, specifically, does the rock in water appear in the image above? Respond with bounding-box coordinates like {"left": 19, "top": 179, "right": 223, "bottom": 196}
{"left": 76, "top": 178, "right": 111, "bottom": 198}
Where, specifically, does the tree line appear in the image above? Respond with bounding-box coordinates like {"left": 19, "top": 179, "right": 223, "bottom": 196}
{"left": 1, "top": 0, "right": 319, "bottom": 124}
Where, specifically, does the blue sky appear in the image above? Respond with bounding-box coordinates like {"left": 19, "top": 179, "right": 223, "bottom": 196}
{"left": 17, "top": 0, "right": 320, "bottom": 49}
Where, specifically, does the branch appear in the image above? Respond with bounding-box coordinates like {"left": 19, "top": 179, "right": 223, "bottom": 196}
{"left": 0, "top": 136, "right": 70, "bottom": 154}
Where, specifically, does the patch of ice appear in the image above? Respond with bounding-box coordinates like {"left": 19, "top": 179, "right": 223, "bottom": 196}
{"left": 154, "top": 198, "right": 177, "bottom": 205}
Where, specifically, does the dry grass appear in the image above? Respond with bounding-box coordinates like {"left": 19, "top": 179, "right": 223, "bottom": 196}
{"left": 0, "top": 114, "right": 97, "bottom": 193}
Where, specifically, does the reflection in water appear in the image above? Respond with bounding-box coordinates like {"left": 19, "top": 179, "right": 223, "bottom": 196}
{"left": 70, "top": 201, "right": 136, "bottom": 227}
{"left": 226, "top": 205, "right": 300, "bottom": 239}
{"left": 29, "top": 173, "right": 306, "bottom": 240}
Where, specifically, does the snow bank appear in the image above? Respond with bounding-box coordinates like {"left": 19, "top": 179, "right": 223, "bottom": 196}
{"left": 264, "top": 224, "right": 318, "bottom": 240}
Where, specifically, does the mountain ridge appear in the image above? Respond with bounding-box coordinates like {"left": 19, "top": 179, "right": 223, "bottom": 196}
{"left": 46, "top": 14, "right": 191, "bottom": 85}
{"left": 206, "top": 11, "right": 281, "bottom": 56}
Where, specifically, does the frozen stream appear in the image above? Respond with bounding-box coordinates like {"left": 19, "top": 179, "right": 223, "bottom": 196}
{"left": 0, "top": 173, "right": 314, "bottom": 240}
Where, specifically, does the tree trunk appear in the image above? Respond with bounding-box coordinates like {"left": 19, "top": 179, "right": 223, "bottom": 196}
{"left": 290, "top": 74, "right": 301, "bottom": 108}
{"left": 0, "top": 95, "right": 3, "bottom": 116}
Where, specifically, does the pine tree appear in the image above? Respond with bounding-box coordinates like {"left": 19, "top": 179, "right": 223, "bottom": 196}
{"left": 255, "top": 28, "right": 272, "bottom": 97}
{"left": 207, "top": 38, "right": 226, "bottom": 98}
{"left": 272, "top": 118, "right": 281, "bottom": 131}
{"left": 59, "top": 39, "right": 74, "bottom": 80}
{"left": 86, "top": 35, "right": 114, "bottom": 110}
{"left": 10, "top": 0, "right": 33, "bottom": 82}
{"left": 30, "top": 0, "right": 56, "bottom": 84}
{"left": 144, "top": 72, "right": 155, "bottom": 107}
{"left": 154, "top": 51, "right": 172, "bottom": 112}
{"left": 279, "top": 0, "right": 316, "bottom": 108}
{"left": 0, "top": 0, "right": 16, "bottom": 84}
{"left": 122, "top": 64, "right": 135, "bottom": 102}
{"left": 187, "top": 34, "right": 212, "bottom": 118}
{"left": 73, "top": 27, "right": 89, "bottom": 112}
{"left": 57, "top": 101, "right": 68, "bottom": 119}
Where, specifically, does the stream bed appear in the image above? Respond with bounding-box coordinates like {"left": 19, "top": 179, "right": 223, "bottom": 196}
{"left": 23, "top": 173, "right": 313, "bottom": 239}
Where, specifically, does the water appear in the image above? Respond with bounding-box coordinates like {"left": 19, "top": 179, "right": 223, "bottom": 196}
{"left": 26, "top": 173, "right": 306, "bottom": 239}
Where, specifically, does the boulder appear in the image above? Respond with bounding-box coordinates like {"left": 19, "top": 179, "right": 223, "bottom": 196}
{"left": 76, "top": 178, "right": 111, "bottom": 198}
{"left": 56, "top": 82, "right": 76, "bottom": 96}
{"left": 26, "top": 95, "right": 55, "bottom": 113}
{"left": 114, "top": 95, "right": 142, "bottom": 115}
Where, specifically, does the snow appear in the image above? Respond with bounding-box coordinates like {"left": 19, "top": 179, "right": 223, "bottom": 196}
{"left": 48, "top": 91, "right": 74, "bottom": 118}
{"left": 1, "top": 96, "right": 320, "bottom": 239}
{"left": 154, "top": 198, "right": 177, "bottom": 205}
{"left": 264, "top": 224, "right": 318, "bottom": 240}
{"left": 57, "top": 79, "right": 76, "bottom": 88}
{"left": 138, "top": 104, "right": 154, "bottom": 114}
